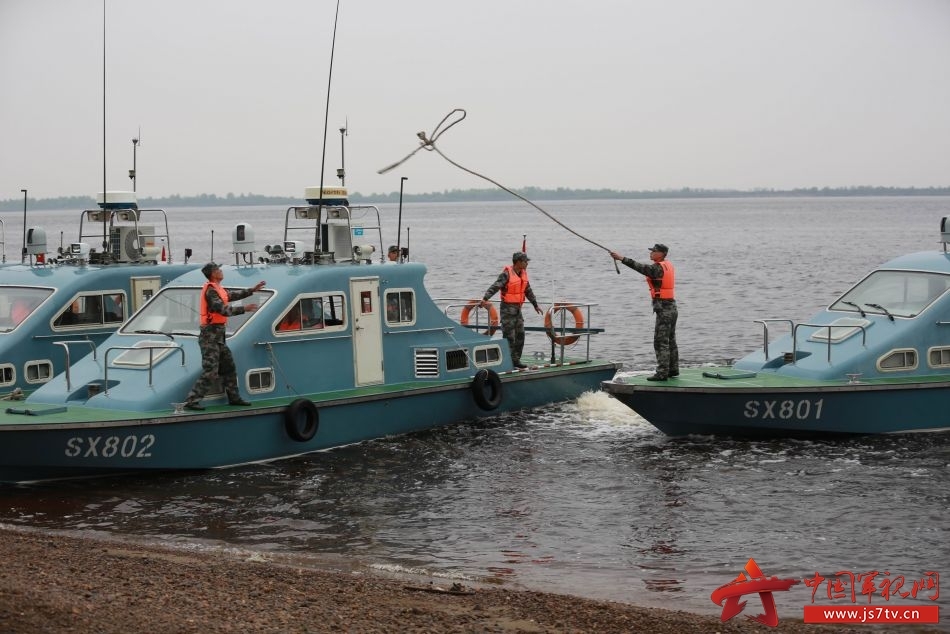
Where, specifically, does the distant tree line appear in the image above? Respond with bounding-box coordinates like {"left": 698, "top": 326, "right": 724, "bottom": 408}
{"left": 2, "top": 185, "right": 949, "bottom": 211}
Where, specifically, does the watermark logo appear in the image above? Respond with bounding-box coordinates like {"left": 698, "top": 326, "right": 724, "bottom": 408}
{"left": 711, "top": 558, "right": 799, "bottom": 627}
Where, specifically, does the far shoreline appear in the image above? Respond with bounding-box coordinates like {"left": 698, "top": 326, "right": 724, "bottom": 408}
{"left": 2, "top": 186, "right": 949, "bottom": 212}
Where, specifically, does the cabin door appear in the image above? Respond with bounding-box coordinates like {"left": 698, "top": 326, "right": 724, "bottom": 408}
{"left": 350, "top": 277, "right": 384, "bottom": 386}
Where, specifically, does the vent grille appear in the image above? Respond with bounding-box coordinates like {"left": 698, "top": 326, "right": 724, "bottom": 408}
{"left": 414, "top": 349, "right": 439, "bottom": 377}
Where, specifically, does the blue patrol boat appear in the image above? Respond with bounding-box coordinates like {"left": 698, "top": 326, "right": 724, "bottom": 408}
{"left": 0, "top": 188, "right": 620, "bottom": 483}
{"left": 1, "top": 192, "right": 197, "bottom": 398}
{"left": 604, "top": 218, "right": 950, "bottom": 437}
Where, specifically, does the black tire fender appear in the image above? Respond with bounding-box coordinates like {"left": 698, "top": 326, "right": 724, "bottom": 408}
{"left": 284, "top": 398, "right": 319, "bottom": 442}
{"left": 471, "top": 369, "right": 503, "bottom": 411}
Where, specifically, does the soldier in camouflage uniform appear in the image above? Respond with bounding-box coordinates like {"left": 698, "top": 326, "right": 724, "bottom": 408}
{"left": 481, "top": 252, "right": 543, "bottom": 369}
{"left": 183, "top": 263, "right": 266, "bottom": 411}
{"left": 610, "top": 243, "right": 679, "bottom": 381}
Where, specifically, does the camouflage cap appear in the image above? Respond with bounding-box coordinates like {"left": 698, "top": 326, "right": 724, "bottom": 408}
{"left": 387, "top": 245, "right": 399, "bottom": 254}
{"left": 512, "top": 251, "right": 530, "bottom": 263}
{"left": 201, "top": 262, "right": 220, "bottom": 279}
{"left": 648, "top": 243, "right": 669, "bottom": 254}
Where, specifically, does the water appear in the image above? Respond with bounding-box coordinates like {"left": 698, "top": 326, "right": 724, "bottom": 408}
{"left": 2, "top": 196, "right": 949, "bottom": 623}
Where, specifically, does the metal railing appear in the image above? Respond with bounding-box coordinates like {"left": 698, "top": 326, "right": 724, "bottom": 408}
{"left": 792, "top": 322, "right": 868, "bottom": 364}
{"left": 443, "top": 299, "right": 603, "bottom": 364}
{"left": 754, "top": 319, "right": 795, "bottom": 360}
{"left": 103, "top": 344, "right": 185, "bottom": 394}
{"left": 53, "top": 339, "right": 98, "bottom": 391}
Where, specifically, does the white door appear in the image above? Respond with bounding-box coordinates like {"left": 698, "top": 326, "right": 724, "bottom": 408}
{"left": 350, "top": 277, "right": 384, "bottom": 385}
{"left": 130, "top": 276, "right": 162, "bottom": 311}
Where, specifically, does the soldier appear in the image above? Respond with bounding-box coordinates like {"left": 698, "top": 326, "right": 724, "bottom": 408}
{"left": 183, "top": 263, "right": 266, "bottom": 411}
{"left": 481, "top": 251, "right": 543, "bottom": 369}
{"left": 610, "top": 243, "right": 679, "bottom": 381}
{"left": 386, "top": 245, "right": 400, "bottom": 264}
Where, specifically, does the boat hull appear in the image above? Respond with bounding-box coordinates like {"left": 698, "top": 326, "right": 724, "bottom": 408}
{"left": 603, "top": 369, "right": 950, "bottom": 437}
{"left": 1, "top": 360, "right": 616, "bottom": 483}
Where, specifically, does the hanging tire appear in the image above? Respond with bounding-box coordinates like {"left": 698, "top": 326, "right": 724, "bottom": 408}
{"left": 471, "top": 369, "right": 503, "bottom": 411}
{"left": 284, "top": 398, "right": 319, "bottom": 442}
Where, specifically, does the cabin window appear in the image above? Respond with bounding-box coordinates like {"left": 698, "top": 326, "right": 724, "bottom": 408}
{"left": 246, "top": 368, "right": 275, "bottom": 393}
{"left": 274, "top": 294, "right": 345, "bottom": 334}
{"left": 122, "top": 287, "right": 274, "bottom": 336}
{"left": 830, "top": 270, "right": 950, "bottom": 318}
{"left": 473, "top": 345, "right": 502, "bottom": 367}
{"left": 385, "top": 290, "right": 415, "bottom": 326}
{"left": 0, "top": 364, "right": 14, "bottom": 387}
{"left": 928, "top": 347, "right": 950, "bottom": 368}
{"left": 0, "top": 287, "right": 53, "bottom": 329}
{"left": 445, "top": 349, "right": 468, "bottom": 371}
{"left": 877, "top": 349, "right": 918, "bottom": 372}
{"left": 52, "top": 291, "right": 126, "bottom": 329}
{"left": 414, "top": 348, "right": 439, "bottom": 378}
{"left": 25, "top": 361, "right": 53, "bottom": 384}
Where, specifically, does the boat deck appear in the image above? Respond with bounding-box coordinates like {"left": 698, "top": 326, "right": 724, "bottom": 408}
{"left": 2, "top": 357, "right": 617, "bottom": 428}
{"left": 608, "top": 367, "right": 950, "bottom": 391}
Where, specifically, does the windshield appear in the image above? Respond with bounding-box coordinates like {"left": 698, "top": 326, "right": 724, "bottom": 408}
{"left": 0, "top": 287, "right": 54, "bottom": 332}
{"left": 122, "top": 286, "right": 273, "bottom": 336}
{"left": 830, "top": 270, "right": 950, "bottom": 318}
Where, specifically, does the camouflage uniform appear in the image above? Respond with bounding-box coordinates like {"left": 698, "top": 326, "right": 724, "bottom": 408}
{"left": 184, "top": 285, "right": 256, "bottom": 405}
{"left": 483, "top": 268, "right": 540, "bottom": 366}
{"left": 618, "top": 256, "right": 679, "bottom": 378}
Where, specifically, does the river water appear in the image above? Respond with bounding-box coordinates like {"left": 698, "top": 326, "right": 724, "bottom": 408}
{"left": 1, "top": 196, "right": 949, "bottom": 624}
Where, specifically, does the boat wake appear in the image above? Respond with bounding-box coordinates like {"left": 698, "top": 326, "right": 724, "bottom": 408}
{"left": 565, "top": 391, "right": 654, "bottom": 438}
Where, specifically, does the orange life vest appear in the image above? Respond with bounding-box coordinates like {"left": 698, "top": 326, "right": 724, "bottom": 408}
{"left": 199, "top": 282, "right": 229, "bottom": 325}
{"left": 500, "top": 265, "right": 529, "bottom": 305}
{"left": 645, "top": 260, "right": 675, "bottom": 300}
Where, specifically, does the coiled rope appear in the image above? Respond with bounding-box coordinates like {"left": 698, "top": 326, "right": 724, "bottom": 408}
{"left": 378, "top": 109, "right": 619, "bottom": 271}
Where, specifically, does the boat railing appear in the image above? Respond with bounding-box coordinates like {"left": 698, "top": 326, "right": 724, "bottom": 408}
{"left": 754, "top": 319, "right": 795, "bottom": 359}
{"left": 103, "top": 344, "right": 185, "bottom": 394}
{"left": 441, "top": 298, "right": 604, "bottom": 364}
{"left": 77, "top": 207, "right": 176, "bottom": 264}
{"left": 792, "top": 322, "right": 868, "bottom": 365}
{"left": 53, "top": 340, "right": 99, "bottom": 391}
{"left": 282, "top": 204, "right": 384, "bottom": 264}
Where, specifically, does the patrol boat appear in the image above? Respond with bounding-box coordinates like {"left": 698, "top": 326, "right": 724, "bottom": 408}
{"left": 603, "top": 217, "right": 950, "bottom": 437}
{"left": 0, "top": 188, "right": 620, "bottom": 483}
{"left": 1, "top": 192, "right": 197, "bottom": 398}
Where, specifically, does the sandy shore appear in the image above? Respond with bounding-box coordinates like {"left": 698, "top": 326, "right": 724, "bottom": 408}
{"left": 0, "top": 525, "right": 913, "bottom": 633}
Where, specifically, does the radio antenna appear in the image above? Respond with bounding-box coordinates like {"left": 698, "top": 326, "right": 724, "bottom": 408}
{"left": 316, "top": 0, "right": 342, "bottom": 221}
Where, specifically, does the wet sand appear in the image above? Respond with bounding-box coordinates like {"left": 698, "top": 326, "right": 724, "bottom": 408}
{"left": 0, "top": 525, "right": 914, "bottom": 633}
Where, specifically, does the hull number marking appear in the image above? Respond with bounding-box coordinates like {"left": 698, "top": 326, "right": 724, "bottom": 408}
{"left": 65, "top": 434, "right": 156, "bottom": 459}
{"left": 743, "top": 399, "right": 824, "bottom": 420}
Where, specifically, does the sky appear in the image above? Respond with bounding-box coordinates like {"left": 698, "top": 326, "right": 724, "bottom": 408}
{"left": 1, "top": 0, "right": 949, "bottom": 200}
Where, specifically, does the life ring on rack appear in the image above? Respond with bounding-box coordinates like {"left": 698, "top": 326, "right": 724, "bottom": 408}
{"left": 544, "top": 303, "right": 585, "bottom": 346}
{"left": 460, "top": 300, "right": 500, "bottom": 336}
{"left": 284, "top": 398, "right": 319, "bottom": 442}
{"left": 471, "top": 369, "right": 503, "bottom": 411}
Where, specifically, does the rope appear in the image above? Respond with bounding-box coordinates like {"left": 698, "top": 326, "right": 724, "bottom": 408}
{"left": 378, "top": 109, "right": 617, "bottom": 257}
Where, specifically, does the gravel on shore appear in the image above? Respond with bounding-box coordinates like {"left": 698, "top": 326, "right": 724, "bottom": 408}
{"left": 0, "top": 525, "right": 912, "bottom": 633}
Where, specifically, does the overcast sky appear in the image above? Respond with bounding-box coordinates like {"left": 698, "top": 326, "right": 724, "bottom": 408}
{"left": 1, "top": 0, "right": 948, "bottom": 200}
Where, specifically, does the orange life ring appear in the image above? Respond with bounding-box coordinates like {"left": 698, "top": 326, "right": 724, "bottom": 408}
{"left": 544, "top": 303, "right": 585, "bottom": 346}
{"left": 461, "top": 300, "right": 500, "bottom": 336}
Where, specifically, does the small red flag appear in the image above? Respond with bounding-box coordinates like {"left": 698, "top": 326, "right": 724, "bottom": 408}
{"left": 161, "top": 245, "right": 167, "bottom": 262}
{"left": 521, "top": 235, "right": 526, "bottom": 253}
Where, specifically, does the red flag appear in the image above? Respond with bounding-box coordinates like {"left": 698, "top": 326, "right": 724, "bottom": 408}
{"left": 521, "top": 235, "right": 526, "bottom": 253}
{"left": 161, "top": 245, "right": 167, "bottom": 262}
